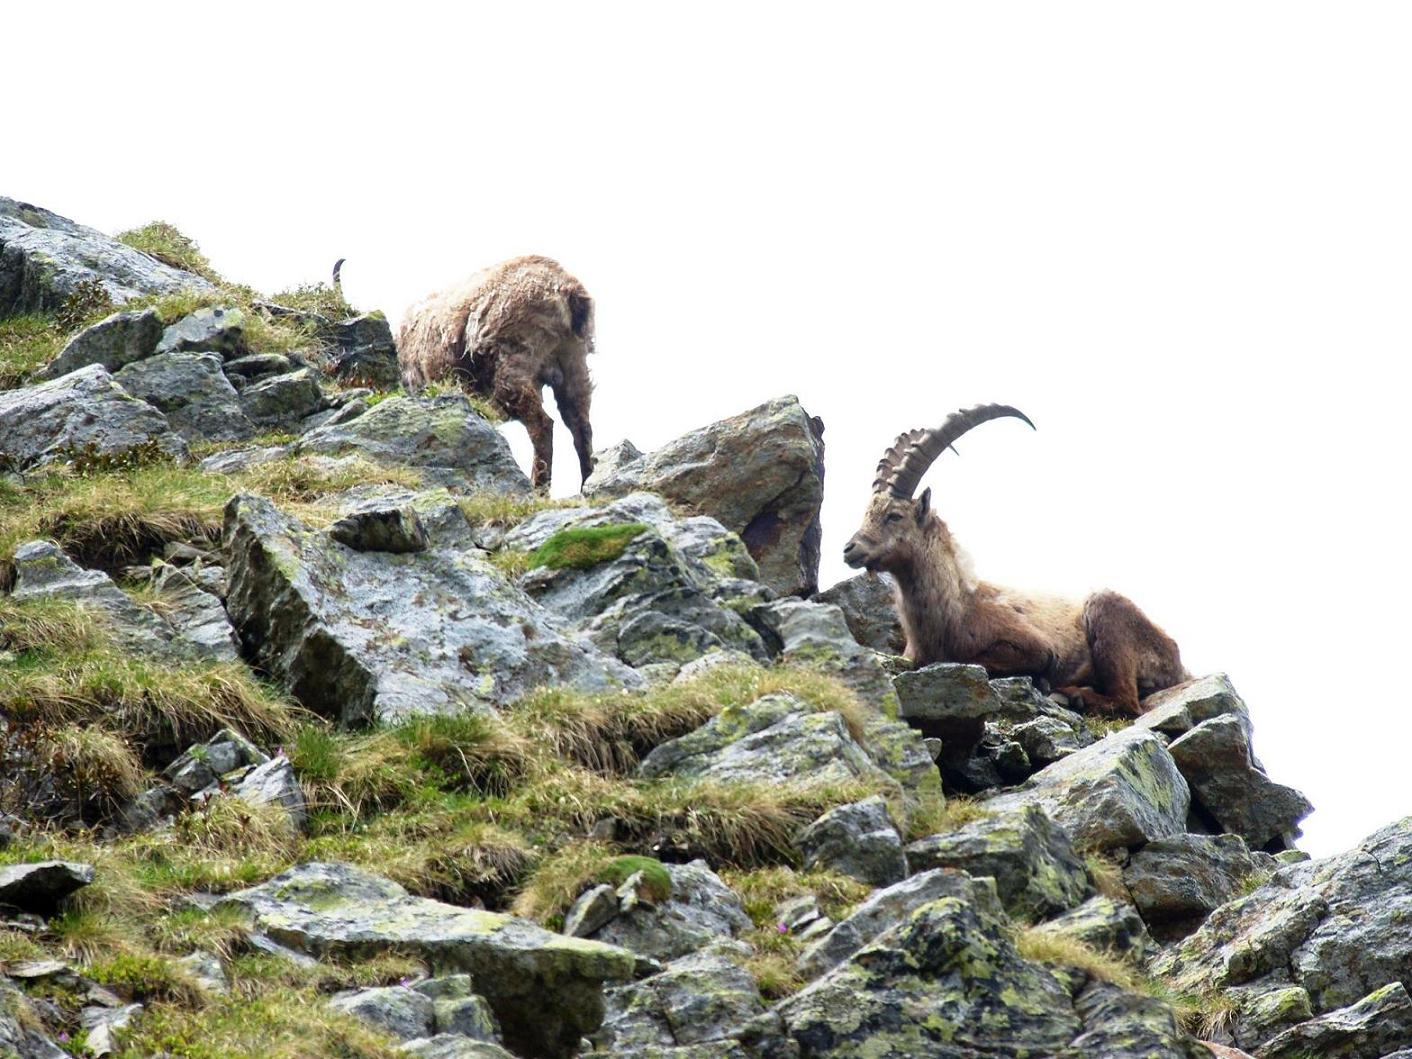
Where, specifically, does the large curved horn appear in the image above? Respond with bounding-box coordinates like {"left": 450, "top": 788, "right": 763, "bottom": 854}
{"left": 874, "top": 403, "right": 1035, "bottom": 498}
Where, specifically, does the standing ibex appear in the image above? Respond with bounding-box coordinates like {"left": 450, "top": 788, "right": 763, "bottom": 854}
{"left": 844, "top": 404, "right": 1187, "bottom": 715}
{"left": 398, "top": 256, "right": 596, "bottom": 489}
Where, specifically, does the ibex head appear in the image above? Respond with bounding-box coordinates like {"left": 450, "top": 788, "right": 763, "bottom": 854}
{"left": 843, "top": 403, "right": 1034, "bottom": 574}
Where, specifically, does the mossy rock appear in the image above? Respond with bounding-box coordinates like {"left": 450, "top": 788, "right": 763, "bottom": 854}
{"left": 530, "top": 523, "right": 648, "bottom": 571}
{"left": 597, "top": 855, "right": 672, "bottom": 902}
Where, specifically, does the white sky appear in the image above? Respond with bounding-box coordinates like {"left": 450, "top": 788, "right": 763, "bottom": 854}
{"left": 9, "top": 3, "right": 1410, "bottom": 857}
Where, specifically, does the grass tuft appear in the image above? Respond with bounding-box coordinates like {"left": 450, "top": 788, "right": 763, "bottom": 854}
{"left": 116, "top": 222, "right": 221, "bottom": 283}
{"left": 267, "top": 281, "right": 357, "bottom": 321}
{"left": 0, "top": 314, "right": 65, "bottom": 390}
{"left": 1013, "top": 926, "right": 1139, "bottom": 989}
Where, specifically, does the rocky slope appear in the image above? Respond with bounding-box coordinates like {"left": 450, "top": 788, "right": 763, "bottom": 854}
{"left": 0, "top": 199, "right": 1405, "bottom": 1058}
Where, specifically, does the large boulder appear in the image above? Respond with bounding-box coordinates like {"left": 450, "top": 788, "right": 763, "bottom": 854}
{"left": 0, "top": 861, "right": 94, "bottom": 914}
{"left": 0, "top": 197, "right": 212, "bottom": 315}
{"left": 589, "top": 946, "right": 765, "bottom": 1056}
{"left": 585, "top": 396, "right": 825, "bottom": 597}
{"left": 327, "top": 313, "right": 399, "bottom": 388}
{"left": 980, "top": 728, "right": 1191, "bottom": 853}
{"left": 0, "top": 365, "right": 185, "bottom": 471}
{"left": 796, "top": 796, "right": 907, "bottom": 887}
{"left": 219, "top": 862, "right": 637, "bottom": 1059}
{"left": 113, "top": 351, "right": 255, "bottom": 442}
{"left": 1257, "top": 982, "right": 1412, "bottom": 1059}
{"left": 298, "top": 393, "right": 530, "bottom": 494}
{"left": 584, "top": 860, "right": 752, "bottom": 963}
{"left": 638, "top": 693, "right": 896, "bottom": 794}
{"left": 1122, "top": 833, "right": 1273, "bottom": 941}
{"left": 774, "top": 877, "right": 1210, "bottom": 1059}
{"left": 223, "top": 492, "right": 640, "bottom": 724}
{"left": 1168, "top": 716, "right": 1312, "bottom": 850}
{"left": 35, "top": 308, "right": 163, "bottom": 380}
{"left": 812, "top": 571, "right": 903, "bottom": 654}
{"left": 1153, "top": 815, "right": 1412, "bottom": 1051}
{"left": 904, "top": 804, "right": 1091, "bottom": 920}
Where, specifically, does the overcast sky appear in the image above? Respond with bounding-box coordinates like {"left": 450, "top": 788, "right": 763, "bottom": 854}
{"left": 9, "top": 3, "right": 1410, "bottom": 857}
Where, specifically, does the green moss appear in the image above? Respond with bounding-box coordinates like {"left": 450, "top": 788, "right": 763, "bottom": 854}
{"left": 529, "top": 522, "right": 648, "bottom": 571}
{"left": 116, "top": 221, "right": 221, "bottom": 282}
{"left": 596, "top": 855, "right": 672, "bottom": 901}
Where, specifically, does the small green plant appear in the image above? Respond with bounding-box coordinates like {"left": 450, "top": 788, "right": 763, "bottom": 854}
{"left": 529, "top": 522, "right": 648, "bottom": 571}
{"left": 116, "top": 221, "right": 220, "bottom": 282}
{"left": 597, "top": 855, "right": 672, "bottom": 901}
{"left": 904, "top": 795, "right": 992, "bottom": 840}
{"left": 55, "top": 277, "right": 116, "bottom": 332}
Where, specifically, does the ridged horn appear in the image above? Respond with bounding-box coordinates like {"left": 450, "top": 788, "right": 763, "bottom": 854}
{"left": 874, "top": 403, "right": 1035, "bottom": 498}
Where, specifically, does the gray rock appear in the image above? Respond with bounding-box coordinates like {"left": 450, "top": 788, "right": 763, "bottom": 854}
{"left": 154, "top": 306, "right": 248, "bottom": 357}
{"left": 412, "top": 975, "right": 501, "bottom": 1041}
{"left": 1168, "top": 715, "right": 1313, "bottom": 850}
{"left": 1068, "top": 981, "right": 1209, "bottom": 1059}
{"left": 1258, "top": 982, "right": 1412, "bottom": 1059}
{"left": 164, "top": 728, "right": 268, "bottom": 793}
{"left": 1134, "top": 672, "right": 1253, "bottom": 739}
{"left": 813, "top": 571, "right": 904, "bottom": 655}
{"left": 796, "top": 796, "right": 907, "bottom": 887}
{"left": 239, "top": 368, "right": 325, "bottom": 428}
{"left": 328, "top": 313, "right": 399, "bottom": 388}
{"left": 114, "top": 351, "right": 255, "bottom": 442}
{"left": 149, "top": 568, "right": 240, "bottom": 662}
{"left": 0, "top": 365, "right": 184, "bottom": 471}
{"left": 0, "top": 860, "right": 94, "bottom": 912}
{"left": 198, "top": 443, "right": 291, "bottom": 475}
{"left": 638, "top": 693, "right": 895, "bottom": 793}
{"left": 1123, "top": 833, "right": 1270, "bottom": 940}
{"left": 80, "top": 1002, "right": 142, "bottom": 1057}
{"left": 981, "top": 727, "right": 1191, "bottom": 853}
{"left": 1154, "top": 815, "right": 1412, "bottom": 1025}
{"left": 11, "top": 540, "right": 193, "bottom": 661}
{"left": 519, "top": 521, "right": 767, "bottom": 669}
{"left": 590, "top": 861, "right": 751, "bottom": 962}
{"left": 564, "top": 885, "right": 620, "bottom": 939}
{"left": 398, "top": 1038, "right": 515, "bottom": 1059}
{"left": 1029, "top": 895, "right": 1156, "bottom": 961}
{"left": 224, "top": 352, "right": 293, "bottom": 382}
{"left": 36, "top": 308, "right": 163, "bottom": 380}
{"left": 232, "top": 756, "right": 307, "bottom": 828}
{"left": 0, "top": 197, "right": 212, "bottom": 315}
{"left": 893, "top": 662, "right": 1004, "bottom": 756}
{"left": 905, "top": 804, "right": 1090, "bottom": 920}
{"left": 747, "top": 597, "right": 899, "bottom": 710}
{"left": 585, "top": 396, "right": 825, "bottom": 596}
{"left": 591, "top": 947, "right": 765, "bottom": 1052}
{"left": 223, "top": 493, "right": 640, "bottom": 724}
{"left": 797, "top": 868, "right": 1002, "bottom": 979}
{"left": 329, "top": 502, "right": 430, "bottom": 554}
{"left": 329, "top": 986, "right": 435, "bottom": 1040}
{"left": 780, "top": 890, "right": 1083, "bottom": 1057}
{"left": 1011, "top": 715, "right": 1086, "bottom": 766}
{"left": 299, "top": 393, "right": 530, "bottom": 494}
{"left": 219, "top": 862, "right": 637, "bottom": 1059}
{"left": 176, "top": 951, "right": 228, "bottom": 994}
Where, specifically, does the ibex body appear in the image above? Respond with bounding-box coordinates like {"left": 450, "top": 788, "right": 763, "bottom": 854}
{"left": 398, "top": 255, "right": 595, "bottom": 489}
{"left": 845, "top": 405, "right": 1186, "bottom": 715}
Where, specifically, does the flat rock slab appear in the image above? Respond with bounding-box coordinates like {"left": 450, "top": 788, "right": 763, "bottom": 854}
{"left": 585, "top": 395, "right": 825, "bottom": 597}
{"left": 0, "top": 196, "right": 212, "bottom": 315}
{"left": 592, "top": 947, "right": 765, "bottom": 1052}
{"left": 1123, "top": 833, "right": 1272, "bottom": 940}
{"left": 219, "top": 862, "right": 636, "bottom": 1059}
{"left": 1135, "top": 672, "right": 1252, "bottom": 739}
{"left": 893, "top": 662, "right": 1004, "bottom": 757}
{"left": 1257, "top": 982, "right": 1412, "bottom": 1059}
{"left": 223, "top": 493, "right": 640, "bottom": 724}
{"left": 0, "top": 364, "right": 184, "bottom": 471}
{"left": 0, "top": 860, "right": 94, "bottom": 913}
{"left": 981, "top": 728, "right": 1191, "bottom": 853}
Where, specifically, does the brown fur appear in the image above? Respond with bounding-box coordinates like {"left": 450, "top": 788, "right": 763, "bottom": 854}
{"left": 398, "top": 255, "right": 596, "bottom": 488}
{"left": 844, "top": 489, "right": 1186, "bottom": 716}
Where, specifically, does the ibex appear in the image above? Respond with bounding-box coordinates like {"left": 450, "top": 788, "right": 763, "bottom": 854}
{"left": 844, "top": 404, "right": 1187, "bottom": 715}
{"left": 398, "top": 256, "right": 595, "bottom": 489}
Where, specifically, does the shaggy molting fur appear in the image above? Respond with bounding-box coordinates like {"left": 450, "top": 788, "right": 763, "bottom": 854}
{"left": 398, "top": 255, "right": 596, "bottom": 488}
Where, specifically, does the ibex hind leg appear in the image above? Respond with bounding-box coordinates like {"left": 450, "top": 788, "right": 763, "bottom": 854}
{"left": 1082, "top": 590, "right": 1184, "bottom": 716}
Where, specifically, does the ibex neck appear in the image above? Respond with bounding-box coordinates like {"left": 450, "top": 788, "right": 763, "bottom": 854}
{"left": 893, "top": 521, "right": 976, "bottom": 660}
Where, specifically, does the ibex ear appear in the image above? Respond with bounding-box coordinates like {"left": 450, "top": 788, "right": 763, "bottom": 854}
{"left": 915, "top": 487, "right": 931, "bottom": 523}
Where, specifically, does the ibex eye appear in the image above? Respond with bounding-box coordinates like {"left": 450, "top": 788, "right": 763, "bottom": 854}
{"left": 885, "top": 513, "right": 903, "bottom": 524}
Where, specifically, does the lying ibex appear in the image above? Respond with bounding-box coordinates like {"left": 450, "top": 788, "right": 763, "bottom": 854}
{"left": 398, "top": 256, "right": 595, "bottom": 489}
{"left": 844, "top": 404, "right": 1186, "bottom": 715}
